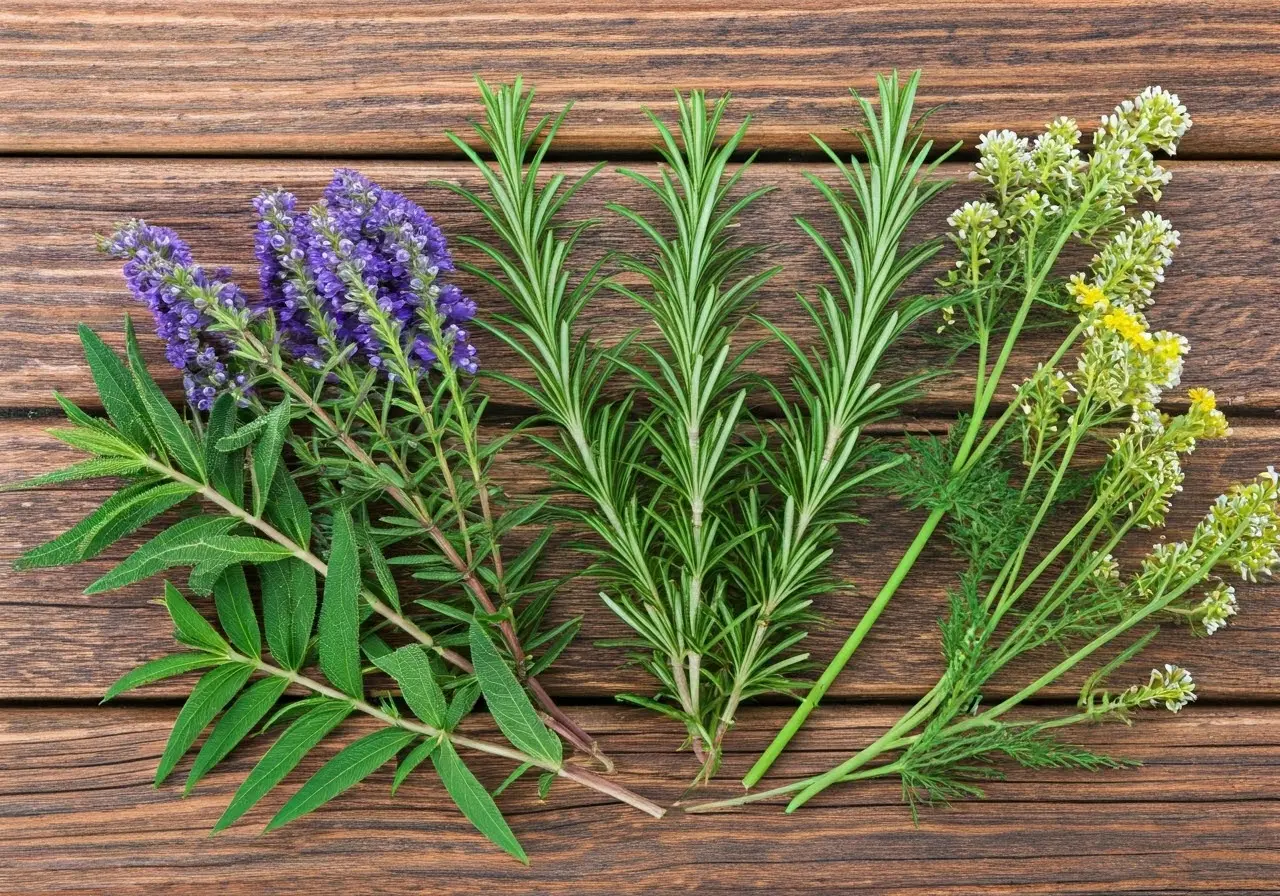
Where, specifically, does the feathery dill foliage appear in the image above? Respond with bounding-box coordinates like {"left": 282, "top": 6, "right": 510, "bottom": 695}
{"left": 5, "top": 173, "right": 665, "bottom": 863}
{"left": 703, "top": 89, "right": 1280, "bottom": 815}
{"left": 446, "top": 73, "right": 952, "bottom": 782}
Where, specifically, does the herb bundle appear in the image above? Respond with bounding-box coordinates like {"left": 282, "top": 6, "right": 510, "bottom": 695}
{"left": 448, "top": 73, "right": 952, "bottom": 781}
{"left": 7, "top": 73, "right": 1272, "bottom": 849}
{"left": 697, "top": 89, "right": 1280, "bottom": 813}
{"left": 7, "top": 170, "right": 664, "bottom": 862}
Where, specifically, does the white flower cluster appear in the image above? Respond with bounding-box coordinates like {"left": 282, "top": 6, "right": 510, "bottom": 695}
{"left": 973, "top": 128, "right": 1032, "bottom": 200}
{"left": 1195, "top": 467, "right": 1280, "bottom": 582}
{"left": 947, "top": 200, "right": 1003, "bottom": 275}
{"left": 1017, "top": 365, "right": 1076, "bottom": 448}
{"left": 1093, "top": 86, "right": 1192, "bottom": 207}
{"left": 1128, "top": 664, "right": 1198, "bottom": 713}
{"left": 1078, "top": 212, "right": 1180, "bottom": 309}
{"left": 1075, "top": 306, "right": 1186, "bottom": 419}
{"left": 1106, "top": 428, "right": 1186, "bottom": 529}
{"left": 1101, "top": 86, "right": 1193, "bottom": 156}
{"left": 1197, "top": 581, "right": 1238, "bottom": 635}
{"left": 1029, "top": 117, "right": 1086, "bottom": 196}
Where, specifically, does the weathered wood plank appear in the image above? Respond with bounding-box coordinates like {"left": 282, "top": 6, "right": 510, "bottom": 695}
{"left": 3, "top": 417, "right": 1276, "bottom": 702}
{"left": 1, "top": 2, "right": 1278, "bottom": 157}
{"left": 2, "top": 159, "right": 1278, "bottom": 411}
{"left": 1, "top": 704, "right": 1277, "bottom": 893}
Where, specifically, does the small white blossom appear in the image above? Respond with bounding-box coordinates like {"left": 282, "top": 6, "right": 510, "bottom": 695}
{"left": 1198, "top": 582, "right": 1238, "bottom": 635}
{"left": 1146, "top": 664, "right": 1197, "bottom": 712}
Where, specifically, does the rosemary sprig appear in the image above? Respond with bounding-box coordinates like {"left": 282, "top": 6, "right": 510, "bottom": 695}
{"left": 715, "top": 71, "right": 955, "bottom": 766}
{"left": 450, "top": 74, "right": 951, "bottom": 783}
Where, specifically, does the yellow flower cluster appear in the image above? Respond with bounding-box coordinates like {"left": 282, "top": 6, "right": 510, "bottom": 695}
{"left": 1101, "top": 305, "right": 1146, "bottom": 344}
{"left": 1076, "top": 290, "right": 1186, "bottom": 418}
{"left": 1186, "top": 387, "right": 1230, "bottom": 439}
{"left": 1070, "top": 280, "right": 1108, "bottom": 310}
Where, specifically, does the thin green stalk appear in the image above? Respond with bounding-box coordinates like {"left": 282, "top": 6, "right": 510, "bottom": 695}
{"left": 743, "top": 502, "right": 947, "bottom": 787}
{"left": 683, "top": 760, "right": 905, "bottom": 813}
{"left": 231, "top": 650, "right": 664, "bottom": 818}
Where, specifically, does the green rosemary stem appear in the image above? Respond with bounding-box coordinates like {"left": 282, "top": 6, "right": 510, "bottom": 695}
{"left": 443, "top": 367, "right": 506, "bottom": 591}
{"left": 229, "top": 650, "right": 664, "bottom": 818}
{"left": 383, "top": 326, "right": 476, "bottom": 566}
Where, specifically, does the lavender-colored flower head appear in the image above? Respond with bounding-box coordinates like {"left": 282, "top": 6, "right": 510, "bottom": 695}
{"left": 253, "top": 189, "right": 325, "bottom": 364}
{"left": 100, "top": 220, "right": 251, "bottom": 411}
{"left": 256, "top": 169, "right": 477, "bottom": 377}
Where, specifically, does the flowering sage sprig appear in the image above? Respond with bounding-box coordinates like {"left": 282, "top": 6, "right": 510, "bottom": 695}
{"left": 6, "top": 171, "right": 665, "bottom": 860}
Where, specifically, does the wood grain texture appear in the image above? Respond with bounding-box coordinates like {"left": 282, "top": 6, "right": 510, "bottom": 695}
{"left": 3, "top": 159, "right": 1279, "bottom": 411}
{"left": 1, "top": 704, "right": 1278, "bottom": 894}
{"left": 3, "top": 417, "right": 1276, "bottom": 702}
{"left": 2, "top": 2, "right": 1278, "bottom": 157}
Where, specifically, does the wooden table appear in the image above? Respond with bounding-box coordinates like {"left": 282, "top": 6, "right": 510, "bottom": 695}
{"left": 2, "top": 3, "right": 1279, "bottom": 892}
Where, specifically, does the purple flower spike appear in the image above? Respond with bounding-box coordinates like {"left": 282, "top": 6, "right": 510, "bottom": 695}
{"left": 101, "top": 220, "right": 252, "bottom": 411}
{"left": 253, "top": 189, "right": 325, "bottom": 364}
{"left": 303, "top": 168, "right": 478, "bottom": 377}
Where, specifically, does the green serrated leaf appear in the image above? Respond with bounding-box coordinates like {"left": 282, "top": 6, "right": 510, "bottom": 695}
{"left": 259, "top": 696, "right": 330, "bottom": 734}
{"left": 267, "top": 464, "right": 312, "bottom": 547}
{"left": 361, "top": 633, "right": 393, "bottom": 662}
{"left": 3, "top": 457, "right": 146, "bottom": 492}
{"left": 102, "top": 652, "right": 222, "bottom": 702}
{"left": 77, "top": 325, "right": 152, "bottom": 450}
{"left": 259, "top": 558, "right": 317, "bottom": 671}
{"left": 319, "top": 506, "right": 362, "bottom": 698}
{"left": 492, "top": 761, "right": 534, "bottom": 797}
{"left": 155, "top": 662, "right": 254, "bottom": 786}
{"left": 46, "top": 424, "right": 140, "bottom": 458}
{"left": 432, "top": 739, "right": 527, "bottom": 863}
{"left": 215, "top": 412, "right": 269, "bottom": 451}
{"left": 52, "top": 390, "right": 116, "bottom": 433}
{"left": 16, "top": 481, "right": 172, "bottom": 569}
{"left": 537, "top": 772, "right": 555, "bottom": 800}
{"left": 391, "top": 738, "right": 438, "bottom": 795}
{"left": 446, "top": 680, "right": 482, "bottom": 731}
{"left": 212, "top": 566, "right": 261, "bottom": 658}
{"left": 87, "top": 516, "right": 293, "bottom": 595}
{"left": 213, "top": 700, "right": 352, "bottom": 833}
{"left": 251, "top": 397, "right": 291, "bottom": 516}
{"left": 265, "top": 727, "right": 417, "bottom": 832}
{"left": 124, "top": 317, "right": 205, "bottom": 480}
{"left": 186, "top": 675, "right": 290, "bottom": 793}
{"left": 204, "top": 394, "right": 244, "bottom": 503}
{"left": 359, "top": 523, "right": 399, "bottom": 613}
{"left": 163, "top": 581, "right": 229, "bottom": 654}
{"left": 468, "top": 621, "right": 561, "bottom": 766}
{"left": 373, "top": 646, "right": 446, "bottom": 729}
